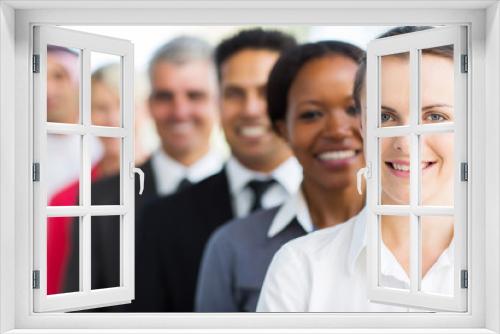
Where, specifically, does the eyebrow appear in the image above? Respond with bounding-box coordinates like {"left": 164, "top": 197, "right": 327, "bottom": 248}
{"left": 422, "top": 104, "right": 453, "bottom": 111}
{"left": 380, "top": 104, "right": 452, "bottom": 112}
{"left": 381, "top": 105, "right": 397, "bottom": 113}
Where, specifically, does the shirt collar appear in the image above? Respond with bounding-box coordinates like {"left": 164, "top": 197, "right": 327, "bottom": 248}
{"left": 225, "top": 156, "right": 302, "bottom": 198}
{"left": 267, "top": 188, "right": 314, "bottom": 238}
{"left": 346, "top": 206, "right": 368, "bottom": 275}
{"left": 151, "top": 148, "right": 224, "bottom": 196}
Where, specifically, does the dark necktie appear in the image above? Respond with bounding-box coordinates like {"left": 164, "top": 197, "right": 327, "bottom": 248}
{"left": 246, "top": 179, "right": 276, "bottom": 212}
{"left": 176, "top": 178, "right": 193, "bottom": 192}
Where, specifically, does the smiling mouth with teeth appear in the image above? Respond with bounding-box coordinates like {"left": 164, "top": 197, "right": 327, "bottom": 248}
{"left": 315, "top": 149, "right": 361, "bottom": 169}
{"left": 170, "top": 122, "right": 194, "bottom": 134}
{"left": 240, "top": 125, "right": 268, "bottom": 138}
{"left": 385, "top": 160, "right": 436, "bottom": 177}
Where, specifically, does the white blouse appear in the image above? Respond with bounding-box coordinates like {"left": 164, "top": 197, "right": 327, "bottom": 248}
{"left": 257, "top": 208, "right": 453, "bottom": 312}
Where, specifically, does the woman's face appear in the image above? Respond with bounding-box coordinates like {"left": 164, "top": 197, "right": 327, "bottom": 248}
{"left": 282, "top": 55, "right": 364, "bottom": 190}
{"left": 91, "top": 81, "right": 121, "bottom": 158}
{"left": 380, "top": 54, "right": 454, "bottom": 205}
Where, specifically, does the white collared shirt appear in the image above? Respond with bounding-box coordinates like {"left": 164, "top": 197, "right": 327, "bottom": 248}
{"left": 151, "top": 148, "right": 224, "bottom": 196}
{"left": 257, "top": 207, "right": 453, "bottom": 312}
{"left": 267, "top": 189, "right": 314, "bottom": 238}
{"left": 225, "top": 156, "right": 303, "bottom": 218}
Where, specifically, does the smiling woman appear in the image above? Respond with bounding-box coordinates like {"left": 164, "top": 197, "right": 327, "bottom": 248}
{"left": 266, "top": 40, "right": 366, "bottom": 228}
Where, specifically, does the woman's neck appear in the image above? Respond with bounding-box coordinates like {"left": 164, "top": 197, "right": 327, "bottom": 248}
{"left": 301, "top": 179, "right": 365, "bottom": 230}
{"left": 382, "top": 215, "right": 453, "bottom": 277}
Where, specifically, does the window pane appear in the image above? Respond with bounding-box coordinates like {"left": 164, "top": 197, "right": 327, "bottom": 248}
{"left": 379, "top": 215, "right": 410, "bottom": 291}
{"left": 47, "top": 134, "right": 81, "bottom": 205}
{"left": 91, "top": 52, "right": 122, "bottom": 128}
{"left": 419, "top": 216, "right": 454, "bottom": 296}
{"left": 420, "top": 46, "right": 454, "bottom": 125}
{"left": 47, "top": 45, "right": 81, "bottom": 124}
{"left": 379, "top": 136, "right": 410, "bottom": 205}
{"left": 380, "top": 52, "right": 410, "bottom": 127}
{"left": 91, "top": 136, "right": 121, "bottom": 205}
{"left": 91, "top": 215, "right": 121, "bottom": 290}
{"left": 47, "top": 216, "right": 80, "bottom": 295}
{"left": 419, "top": 132, "right": 454, "bottom": 206}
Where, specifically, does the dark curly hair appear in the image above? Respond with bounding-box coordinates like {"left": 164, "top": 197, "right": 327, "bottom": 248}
{"left": 214, "top": 28, "right": 297, "bottom": 80}
{"left": 266, "top": 40, "right": 365, "bottom": 132}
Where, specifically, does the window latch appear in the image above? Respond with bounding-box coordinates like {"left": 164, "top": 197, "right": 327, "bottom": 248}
{"left": 356, "top": 163, "right": 371, "bottom": 195}
{"left": 130, "top": 162, "right": 145, "bottom": 195}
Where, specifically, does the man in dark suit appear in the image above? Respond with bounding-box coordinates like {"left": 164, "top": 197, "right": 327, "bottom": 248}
{"left": 132, "top": 29, "right": 302, "bottom": 312}
{"left": 64, "top": 36, "right": 224, "bottom": 309}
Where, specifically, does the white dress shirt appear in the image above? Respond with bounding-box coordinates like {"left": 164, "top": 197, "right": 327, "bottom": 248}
{"left": 225, "top": 156, "right": 302, "bottom": 218}
{"left": 257, "top": 207, "right": 453, "bottom": 312}
{"left": 151, "top": 148, "right": 224, "bottom": 196}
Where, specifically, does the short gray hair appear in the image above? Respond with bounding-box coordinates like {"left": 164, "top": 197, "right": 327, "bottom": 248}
{"left": 148, "top": 36, "right": 214, "bottom": 81}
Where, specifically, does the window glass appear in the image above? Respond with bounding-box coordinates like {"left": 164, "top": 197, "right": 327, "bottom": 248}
{"left": 46, "top": 45, "right": 81, "bottom": 124}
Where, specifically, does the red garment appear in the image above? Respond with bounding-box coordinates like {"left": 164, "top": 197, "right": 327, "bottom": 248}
{"left": 47, "top": 165, "right": 102, "bottom": 295}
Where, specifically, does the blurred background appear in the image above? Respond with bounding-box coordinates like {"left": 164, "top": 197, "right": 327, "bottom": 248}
{"left": 63, "top": 25, "right": 394, "bottom": 160}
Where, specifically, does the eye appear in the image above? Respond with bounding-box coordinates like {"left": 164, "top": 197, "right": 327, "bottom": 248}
{"left": 424, "top": 113, "right": 448, "bottom": 123}
{"left": 346, "top": 105, "right": 358, "bottom": 117}
{"left": 381, "top": 112, "right": 395, "bottom": 123}
{"left": 223, "top": 87, "right": 244, "bottom": 100}
{"left": 299, "top": 110, "right": 323, "bottom": 121}
{"left": 188, "top": 91, "right": 207, "bottom": 102}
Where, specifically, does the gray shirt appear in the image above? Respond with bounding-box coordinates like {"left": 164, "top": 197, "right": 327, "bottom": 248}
{"left": 195, "top": 206, "right": 307, "bottom": 312}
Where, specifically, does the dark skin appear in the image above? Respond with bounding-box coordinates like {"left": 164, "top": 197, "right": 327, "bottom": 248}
{"left": 277, "top": 55, "right": 365, "bottom": 229}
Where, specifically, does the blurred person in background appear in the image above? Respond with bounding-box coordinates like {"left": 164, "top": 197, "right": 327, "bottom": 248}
{"left": 133, "top": 28, "right": 301, "bottom": 312}
{"left": 46, "top": 46, "right": 104, "bottom": 295}
{"left": 64, "top": 36, "right": 224, "bottom": 308}
{"left": 196, "top": 41, "right": 365, "bottom": 312}
{"left": 46, "top": 45, "right": 104, "bottom": 199}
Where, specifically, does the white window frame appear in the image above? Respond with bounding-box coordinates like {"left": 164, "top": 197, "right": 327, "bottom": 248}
{"left": 365, "top": 26, "right": 468, "bottom": 312}
{"left": 0, "top": 1, "right": 498, "bottom": 333}
{"left": 32, "top": 25, "right": 136, "bottom": 312}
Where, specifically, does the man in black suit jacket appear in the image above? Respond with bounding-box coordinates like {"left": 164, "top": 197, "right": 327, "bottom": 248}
{"left": 132, "top": 29, "right": 302, "bottom": 312}
{"left": 63, "top": 36, "right": 224, "bottom": 310}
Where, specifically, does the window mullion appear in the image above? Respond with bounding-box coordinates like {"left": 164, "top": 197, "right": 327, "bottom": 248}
{"left": 409, "top": 48, "right": 420, "bottom": 294}
{"left": 81, "top": 48, "right": 92, "bottom": 293}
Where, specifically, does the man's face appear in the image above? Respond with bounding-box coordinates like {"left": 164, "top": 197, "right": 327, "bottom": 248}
{"left": 148, "top": 60, "right": 218, "bottom": 160}
{"left": 47, "top": 53, "right": 79, "bottom": 123}
{"left": 219, "top": 49, "right": 290, "bottom": 170}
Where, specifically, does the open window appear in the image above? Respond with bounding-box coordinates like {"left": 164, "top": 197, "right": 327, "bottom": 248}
{"left": 364, "top": 26, "right": 468, "bottom": 311}
{"left": 32, "top": 25, "right": 139, "bottom": 312}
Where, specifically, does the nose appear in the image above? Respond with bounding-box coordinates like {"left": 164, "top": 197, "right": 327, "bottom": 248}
{"left": 324, "top": 110, "right": 353, "bottom": 140}
{"left": 242, "top": 91, "right": 264, "bottom": 118}
{"left": 392, "top": 136, "right": 410, "bottom": 153}
{"left": 171, "top": 95, "right": 191, "bottom": 120}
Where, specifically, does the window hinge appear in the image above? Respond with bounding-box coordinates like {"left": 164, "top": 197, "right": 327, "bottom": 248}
{"left": 461, "top": 270, "right": 468, "bottom": 289}
{"left": 461, "top": 54, "right": 468, "bottom": 73}
{"left": 33, "top": 270, "right": 40, "bottom": 289}
{"left": 32, "top": 55, "right": 40, "bottom": 73}
{"left": 461, "top": 162, "right": 468, "bottom": 182}
{"left": 32, "top": 163, "right": 40, "bottom": 182}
